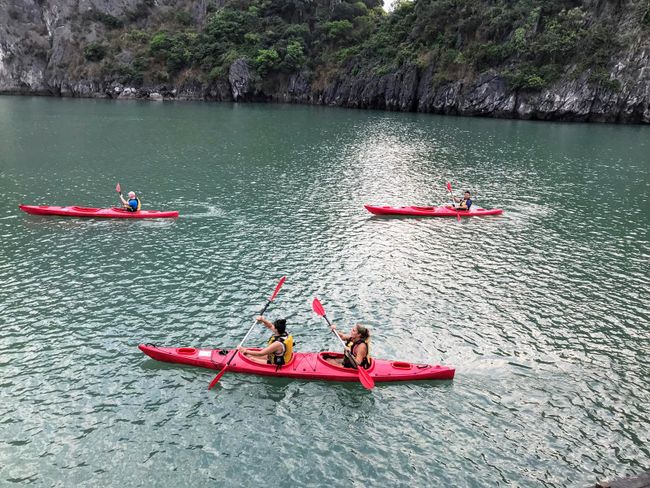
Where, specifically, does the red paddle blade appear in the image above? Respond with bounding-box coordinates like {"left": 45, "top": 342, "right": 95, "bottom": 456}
{"left": 269, "top": 276, "right": 286, "bottom": 302}
{"left": 207, "top": 365, "right": 228, "bottom": 390}
{"left": 116, "top": 182, "right": 121, "bottom": 193}
{"left": 357, "top": 366, "right": 375, "bottom": 390}
{"left": 446, "top": 182, "right": 452, "bottom": 192}
{"left": 457, "top": 212, "right": 461, "bottom": 222}
{"left": 312, "top": 297, "right": 325, "bottom": 317}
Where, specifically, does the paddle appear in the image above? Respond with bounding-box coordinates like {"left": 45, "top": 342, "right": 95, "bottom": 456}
{"left": 208, "top": 276, "right": 286, "bottom": 390}
{"left": 446, "top": 182, "right": 461, "bottom": 222}
{"left": 311, "top": 297, "right": 374, "bottom": 390}
{"left": 116, "top": 182, "right": 123, "bottom": 208}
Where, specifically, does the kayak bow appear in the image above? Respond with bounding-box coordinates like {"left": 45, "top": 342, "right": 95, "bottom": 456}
{"left": 19, "top": 204, "right": 179, "bottom": 219}
{"left": 139, "top": 344, "right": 455, "bottom": 383}
{"left": 364, "top": 204, "right": 502, "bottom": 217}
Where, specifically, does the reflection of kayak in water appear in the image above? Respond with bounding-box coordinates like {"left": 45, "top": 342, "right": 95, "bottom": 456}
{"left": 19, "top": 204, "right": 179, "bottom": 219}
{"left": 364, "top": 204, "right": 503, "bottom": 217}
{"left": 139, "top": 344, "right": 455, "bottom": 383}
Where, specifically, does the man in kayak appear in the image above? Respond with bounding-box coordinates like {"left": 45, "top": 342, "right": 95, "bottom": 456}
{"left": 449, "top": 190, "right": 472, "bottom": 211}
{"left": 119, "top": 191, "right": 141, "bottom": 212}
{"left": 238, "top": 316, "right": 294, "bottom": 368}
{"left": 325, "top": 323, "right": 371, "bottom": 369}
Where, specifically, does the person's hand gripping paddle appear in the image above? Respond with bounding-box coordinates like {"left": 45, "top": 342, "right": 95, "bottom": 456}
{"left": 208, "top": 276, "right": 286, "bottom": 390}
{"left": 311, "top": 297, "right": 374, "bottom": 390}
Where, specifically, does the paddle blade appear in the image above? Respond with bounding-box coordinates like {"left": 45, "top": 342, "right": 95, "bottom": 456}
{"left": 207, "top": 365, "right": 228, "bottom": 390}
{"left": 312, "top": 297, "right": 325, "bottom": 317}
{"left": 357, "top": 366, "right": 375, "bottom": 390}
{"left": 269, "top": 276, "right": 286, "bottom": 302}
{"left": 116, "top": 182, "right": 121, "bottom": 194}
{"left": 446, "top": 182, "right": 452, "bottom": 192}
{"left": 457, "top": 212, "right": 461, "bottom": 222}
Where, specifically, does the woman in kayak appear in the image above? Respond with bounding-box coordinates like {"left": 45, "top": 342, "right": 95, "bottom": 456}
{"left": 326, "top": 323, "right": 371, "bottom": 369}
{"left": 238, "top": 316, "right": 294, "bottom": 368}
{"left": 119, "top": 191, "right": 141, "bottom": 212}
{"left": 449, "top": 190, "right": 472, "bottom": 210}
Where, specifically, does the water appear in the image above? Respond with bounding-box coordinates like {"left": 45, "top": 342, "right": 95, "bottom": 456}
{"left": 0, "top": 96, "right": 648, "bottom": 487}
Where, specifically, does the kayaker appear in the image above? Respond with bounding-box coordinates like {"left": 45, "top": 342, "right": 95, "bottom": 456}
{"left": 238, "top": 316, "right": 294, "bottom": 368}
{"left": 449, "top": 190, "right": 472, "bottom": 211}
{"left": 119, "top": 191, "right": 141, "bottom": 212}
{"left": 325, "top": 323, "right": 371, "bottom": 369}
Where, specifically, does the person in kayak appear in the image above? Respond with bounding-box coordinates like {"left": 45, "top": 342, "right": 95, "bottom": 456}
{"left": 325, "top": 323, "right": 371, "bottom": 369}
{"left": 238, "top": 316, "right": 294, "bottom": 368}
{"left": 449, "top": 190, "right": 472, "bottom": 211}
{"left": 119, "top": 191, "right": 141, "bottom": 212}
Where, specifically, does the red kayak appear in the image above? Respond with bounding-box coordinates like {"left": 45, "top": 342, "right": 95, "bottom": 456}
{"left": 139, "top": 344, "right": 455, "bottom": 383}
{"left": 19, "top": 204, "right": 179, "bottom": 219}
{"left": 364, "top": 204, "right": 502, "bottom": 217}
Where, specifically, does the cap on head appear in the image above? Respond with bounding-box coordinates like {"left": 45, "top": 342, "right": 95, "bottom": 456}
{"left": 273, "top": 319, "right": 287, "bottom": 335}
{"left": 128, "top": 191, "right": 136, "bottom": 199}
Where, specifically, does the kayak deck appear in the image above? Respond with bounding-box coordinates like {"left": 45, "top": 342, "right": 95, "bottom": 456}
{"left": 139, "top": 345, "right": 455, "bottom": 383}
{"left": 19, "top": 204, "right": 179, "bottom": 219}
{"left": 364, "top": 204, "right": 503, "bottom": 217}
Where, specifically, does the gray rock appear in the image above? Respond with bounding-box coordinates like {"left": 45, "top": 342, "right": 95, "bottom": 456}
{"left": 228, "top": 59, "right": 253, "bottom": 101}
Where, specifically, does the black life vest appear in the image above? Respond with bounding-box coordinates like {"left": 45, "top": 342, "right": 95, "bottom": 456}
{"left": 343, "top": 337, "right": 371, "bottom": 369}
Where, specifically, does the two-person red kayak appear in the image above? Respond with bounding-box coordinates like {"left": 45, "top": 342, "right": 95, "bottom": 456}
{"left": 364, "top": 204, "right": 502, "bottom": 217}
{"left": 139, "top": 344, "right": 455, "bottom": 383}
{"left": 19, "top": 204, "right": 179, "bottom": 219}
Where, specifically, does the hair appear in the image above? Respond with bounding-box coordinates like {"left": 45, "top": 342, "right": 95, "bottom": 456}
{"left": 273, "top": 318, "right": 287, "bottom": 335}
{"left": 355, "top": 324, "right": 370, "bottom": 341}
{"left": 464, "top": 190, "right": 471, "bottom": 195}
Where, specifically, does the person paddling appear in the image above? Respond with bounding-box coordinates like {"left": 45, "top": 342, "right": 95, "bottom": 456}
{"left": 119, "top": 191, "right": 141, "bottom": 212}
{"left": 238, "top": 316, "right": 294, "bottom": 368}
{"left": 325, "top": 323, "right": 371, "bottom": 369}
{"left": 449, "top": 190, "right": 472, "bottom": 211}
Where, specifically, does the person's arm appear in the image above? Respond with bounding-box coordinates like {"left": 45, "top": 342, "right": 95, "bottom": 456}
{"left": 330, "top": 324, "right": 350, "bottom": 341}
{"left": 238, "top": 342, "right": 282, "bottom": 357}
{"left": 354, "top": 343, "right": 368, "bottom": 365}
{"left": 119, "top": 193, "right": 128, "bottom": 206}
{"left": 256, "top": 316, "right": 274, "bottom": 330}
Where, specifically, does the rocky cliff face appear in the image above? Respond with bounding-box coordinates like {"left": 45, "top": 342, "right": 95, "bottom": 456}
{"left": 312, "top": 51, "right": 650, "bottom": 123}
{"left": 1, "top": 0, "right": 648, "bottom": 123}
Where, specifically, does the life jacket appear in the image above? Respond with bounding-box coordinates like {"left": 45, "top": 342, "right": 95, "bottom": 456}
{"left": 127, "top": 197, "right": 140, "bottom": 212}
{"left": 127, "top": 197, "right": 141, "bottom": 212}
{"left": 267, "top": 333, "right": 293, "bottom": 368}
{"left": 343, "top": 337, "right": 371, "bottom": 369}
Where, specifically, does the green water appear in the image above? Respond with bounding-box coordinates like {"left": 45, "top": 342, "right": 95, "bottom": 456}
{"left": 0, "top": 96, "right": 648, "bottom": 487}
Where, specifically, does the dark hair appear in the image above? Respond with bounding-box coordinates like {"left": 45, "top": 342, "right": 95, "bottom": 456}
{"left": 464, "top": 190, "right": 471, "bottom": 195}
{"left": 273, "top": 319, "right": 287, "bottom": 335}
{"left": 355, "top": 324, "right": 370, "bottom": 340}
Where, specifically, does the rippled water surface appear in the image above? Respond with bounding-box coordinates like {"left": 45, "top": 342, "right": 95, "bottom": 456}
{"left": 0, "top": 96, "right": 648, "bottom": 487}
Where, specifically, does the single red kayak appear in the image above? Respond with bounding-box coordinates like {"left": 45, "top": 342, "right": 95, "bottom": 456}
{"left": 139, "top": 344, "right": 455, "bottom": 383}
{"left": 364, "top": 204, "right": 503, "bottom": 217}
{"left": 19, "top": 204, "right": 179, "bottom": 219}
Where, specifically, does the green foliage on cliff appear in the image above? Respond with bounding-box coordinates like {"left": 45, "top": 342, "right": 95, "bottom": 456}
{"left": 83, "top": 42, "right": 108, "bottom": 62}
{"left": 87, "top": 0, "right": 647, "bottom": 92}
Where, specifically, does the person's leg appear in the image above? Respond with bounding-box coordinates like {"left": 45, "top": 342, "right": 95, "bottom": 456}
{"left": 325, "top": 357, "right": 344, "bottom": 367}
{"left": 242, "top": 352, "right": 268, "bottom": 364}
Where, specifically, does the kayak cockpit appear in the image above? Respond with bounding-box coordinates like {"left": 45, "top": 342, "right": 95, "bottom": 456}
{"left": 236, "top": 348, "right": 297, "bottom": 369}
{"left": 316, "top": 352, "right": 376, "bottom": 373}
